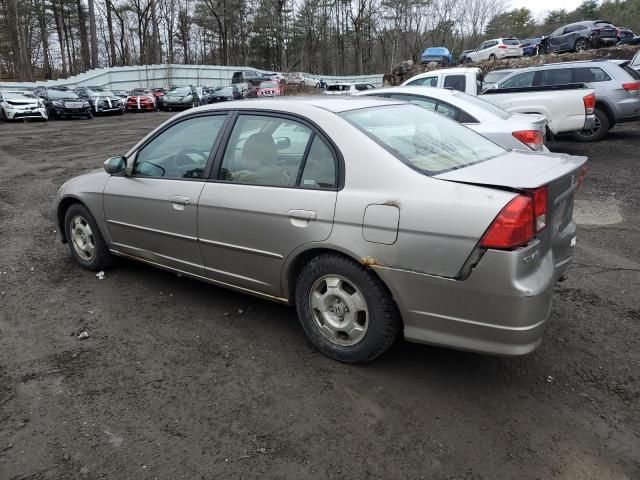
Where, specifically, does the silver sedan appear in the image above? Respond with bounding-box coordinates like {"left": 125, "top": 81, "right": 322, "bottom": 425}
{"left": 54, "top": 97, "right": 587, "bottom": 363}
{"left": 356, "top": 86, "right": 549, "bottom": 151}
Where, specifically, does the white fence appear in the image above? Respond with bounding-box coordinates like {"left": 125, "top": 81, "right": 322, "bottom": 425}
{"left": 0, "top": 64, "right": 384, "bottom": 90}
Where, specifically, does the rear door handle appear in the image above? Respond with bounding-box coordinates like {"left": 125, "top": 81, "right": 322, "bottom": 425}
{"left": 287, "top": 209, "right": 317, "bottom": 221}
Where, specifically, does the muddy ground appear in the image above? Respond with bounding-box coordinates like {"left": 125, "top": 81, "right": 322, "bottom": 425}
{"left": 0, "top": 112, "right": 638, "bottom": 480}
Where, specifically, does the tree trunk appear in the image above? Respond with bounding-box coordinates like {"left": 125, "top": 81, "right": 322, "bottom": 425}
{"left": 75, "top": 0, "right": 91, "bottom": 70}
{"left": 38, "top": 0, "right": 51, "bottom": 78}
{"left": 105, "top": 0, "right": 117, "bottom": 66}
{"left": 51, "top": 0, "right": 68, "bottom": 76}
{"left": 87, "top": 0, "right": 99, "bottom": 67}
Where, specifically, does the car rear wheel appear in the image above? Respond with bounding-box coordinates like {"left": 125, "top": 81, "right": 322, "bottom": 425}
{"left": 64, "top": 203, "right": 114, "bottom": 271}
{"left": 574, "top": 39, "right": 589, "bottom": 52}
{"left": 571, "top": 107, "right": 610, "bottom": 142}
{"left": 86, "top": 111, "right": 93, "bottom": 119}
{"left": 295, "top": 254, "right": 401, "bottom": 364}
{"left": 489, "top": 54, "right": 497, "bottom": 62}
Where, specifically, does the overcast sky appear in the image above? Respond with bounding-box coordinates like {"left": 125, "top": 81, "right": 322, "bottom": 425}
{"left": 510, "top": 0, "right": 584, "bottom": 19}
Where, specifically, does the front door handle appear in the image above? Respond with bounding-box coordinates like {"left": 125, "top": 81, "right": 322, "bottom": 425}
{"left": 170, "top": 195, "right": 190, "bottom": 211}
{"left": 287, "top": 209, "right": 317, "bottom": 221}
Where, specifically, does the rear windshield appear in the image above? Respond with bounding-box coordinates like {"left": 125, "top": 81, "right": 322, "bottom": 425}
{"left": 483, "top": 70, "right": 513, "bottom": 84}
{"left": 451, "top": 92, "right": 511, "bottom": 119}
{"left": 503, "top": 39, "right": 520, "bottom": 46}
{"left": 620, "top": 63, "right": 640, "bottom": 80}
{"left": 49, "top": 89, "right": 78, "bottom": 99}
{"left": 340, "top": 104, "right": 505, "bottom": 175}
{"left": 327, "top": 85, "right": 350, "bottom": 91}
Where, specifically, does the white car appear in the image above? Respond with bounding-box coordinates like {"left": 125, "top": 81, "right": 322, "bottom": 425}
{"left": 0, "top": 90, "right": 48, "bottom": 121}
{"left": 402, "top": 67, "right": 596, "bottom": 135}
{"left": 465, "top": 38, "right": 523, "bottom": 63}
{"left": 323, "top": 83, "right": 376, "bottom": 95}
{"left": 356, "top": 86, "right": 548, "bottom": 151}
{"left": 301, "top": 74, "right": 320, "bottom": 87}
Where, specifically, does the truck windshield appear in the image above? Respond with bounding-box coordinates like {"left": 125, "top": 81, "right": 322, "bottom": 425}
{"left": 340, "top": 104, "right": 505, "bottom": 175}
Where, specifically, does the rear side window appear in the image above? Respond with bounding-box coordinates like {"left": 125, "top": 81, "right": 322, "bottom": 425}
{"left": 407, "top": 76, "right": 437, "bottom": 87}
{"left": 443, "top": 75, "right": 466, "bottom": 92}
{"left": 574, "top": 67, "right": 612, "bottom": 83}
{"left": 565, "top": 24, "right": 587, "bottom": 33}
{"left": 539, "top": 68, "right": 573, "bottom": 86}
{"left": 355, "top": 84, "right": 369, "bottom": 91}
{"left": 300, "top": 136, "right": 336, "bottom": 189}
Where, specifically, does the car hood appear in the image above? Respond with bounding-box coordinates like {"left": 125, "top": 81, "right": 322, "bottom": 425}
{"left": 3, "top": 98, "right": 39, "bottom": 105}
{"left": 436, "top": 150, "right": 587, "bottom": 189}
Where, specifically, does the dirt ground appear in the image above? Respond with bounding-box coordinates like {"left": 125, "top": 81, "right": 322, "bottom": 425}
{"left": 0, "top": 111, "right": 638, "bottom": 480}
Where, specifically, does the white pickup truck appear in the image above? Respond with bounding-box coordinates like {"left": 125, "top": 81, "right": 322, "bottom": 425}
{"left": 401, "top": 67, "right": 596, "bottom": 135}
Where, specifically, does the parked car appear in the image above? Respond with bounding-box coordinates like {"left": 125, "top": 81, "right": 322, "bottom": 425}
{"left": 464, "top": 38, "right": 522, "bottom": 63}
{"left": 539, "top": 20, "right": 617, "bottom": 54}
{"left": 0, "top": 90, "right": 48, "bottom": 121}
{"left": 323, "top": 83, "right": 376, "bottom": 95}
{"left": 232, "top": 70, "right": 261, "bottom": 85}
{"left": 34, "top": 87, "right": 93, "bottom": 119}
{"left": 420, "top": 47, "right": 454, "bottom": 65}
{"left": 74, "top": 86, "right": 124, "bottom": 115}
{"left": 125, "top": 89, "right": 156, "bottom": 112}
{"left": 207, "top": 86, "right": 242, "bottom": 103}
{"left": 519, "top": 38, "right": 542, "bottom": 56}
{"left": 356, "top": 86, "right": 548, "bottom": 151}
{"left": 285, "top": 72, "right": 304, "bottom": 85}
{"left": 161, "top": 86, "right": 200, "bottom": 111}
{"left": 458, "top": 49, "right": 474, "bottom": 64}
{"left": 151, "top": 88, "right": 166, "bottom": 108}
{"left": 630, "top": 50, "right": 640, "bottom": 72}
{"left": 614, "top": 26, "right": 635, "bottom": 43}
{"left": 54, "top": 96, "right": 587, "bottom": 363}
{"left": 256, "top": 81, "right": 283, "bottom": 97}
{"left": 111, "top": 89, "right": 129, "bottom": 100}
{"left": 482, "top": 69, "right": 516, "bottom": 88}
{"left": 402, "top": 67, "right": 596, "bottom": 135}
{"left": 301, "top": 74, "right": 320, "bottom": 87}
{"left": 494, "top": 60, "right": 640, "bottom": 141}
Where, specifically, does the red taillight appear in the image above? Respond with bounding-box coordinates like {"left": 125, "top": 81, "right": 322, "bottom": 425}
{"left": 576, "top": 165, "right": 588, "bottom": 190}
{"left": 480, "top": 196, "right": 534, "bottom": 249}
{"left": 583, "top": 93, "right": 596, "bottom": 115}
{"left": 622, "top": 81, "right": 640, "bottom": 96}
{"left": 480, "top": 187, "right": 547, "bottom": 250}
{"left": 532, "top": 187, "right": 548, "bottom": 232}
{"left": 512, "top": 130, "right": 544, "bottom": 151}
{"left": 498, "top": 45, "right": 508, "bottom": 49}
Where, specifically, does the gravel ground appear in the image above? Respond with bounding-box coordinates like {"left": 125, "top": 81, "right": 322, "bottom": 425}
{"left": 0, "top": 112, "right": 638, "bottom": 480}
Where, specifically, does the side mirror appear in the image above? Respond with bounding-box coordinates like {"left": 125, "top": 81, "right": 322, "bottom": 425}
{"left": 103, "top": 156, "right": 126, "bottom": 175}
{"left": 274, "top": 137, "right": 291, "bottom": 150}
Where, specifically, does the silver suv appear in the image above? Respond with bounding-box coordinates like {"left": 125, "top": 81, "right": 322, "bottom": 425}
{"left": 494, "top": 60, "right": 640, "bottom": 141}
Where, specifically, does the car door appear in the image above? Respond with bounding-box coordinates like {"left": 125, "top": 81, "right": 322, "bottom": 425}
{"left": 547, "top": 27, "right": 565, "bottom": 52}
{"left": 197, "top": 112, "right": 339, "bottom": 297}
{"left": 103, "top": 113, "right": 229, "bottom": 276}
{"left": 469, "top": 42, "right": 485, "bottom": 62}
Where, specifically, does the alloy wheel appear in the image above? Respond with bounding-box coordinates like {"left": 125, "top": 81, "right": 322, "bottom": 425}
{"left": 309, "top": 275, "right": 369, "bottom": 347}
{"left": 70, "top": 215, "right": 95, "bottom": 261}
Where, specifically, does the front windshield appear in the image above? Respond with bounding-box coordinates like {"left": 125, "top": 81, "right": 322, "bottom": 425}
{"left": 168, "top": 87, "right": 191, "bottom": 95}
{"left": 215, "top": 87, "right": 233, "bottom": 94}
{"left": 340, "top": 104, "right": 505, "bottom": 175}
{"left": 260, "top": 82, "right": 277, "bottom": 89}
{"left": 131, "top": 89, "right": 150, "bottom": 95}
{"left": 49, "top": 89, "right": 79, "bottom": 99}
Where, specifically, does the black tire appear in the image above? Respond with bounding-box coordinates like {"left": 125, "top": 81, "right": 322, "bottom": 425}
{"left": 574, "top": 38, "right": 589, "bottom": 52}
{"left": 295, "top": 253, "right": 402, "bottom": 364}
{"left": 64, "top": 203, "right": 114, "bottom": 271}
{"left": 571, "top": 107, "right": 610, "bottom": 142}
{"left": 489, "top": 54, "right": 497, "bottom": 62}
{"left": 86, "top": 111, "right": 94, "bottom": 120}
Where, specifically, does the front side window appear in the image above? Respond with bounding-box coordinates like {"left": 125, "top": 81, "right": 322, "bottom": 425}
{"left": 220, "top": 115, "right": 312, "bottom": 187}
{"left": 133, "top": 115, "right": 226, "bottom": 179}
{"left": 443, "top": 75, "right": 466, "bottom": 92}
{"left": 407, "top": 76, "right": 437, "bottom": 87}
{"left": 550, "top": 27, "right": 565, "bottom": 37}
{"left": 498, "top": 71, "right": 535, "bottom": 88}
{"left": 341, "top": 104, "right": 505, "bottom": 175}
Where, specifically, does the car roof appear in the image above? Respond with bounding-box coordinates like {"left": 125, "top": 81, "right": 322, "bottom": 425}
{"left": 177, "top": 96, "right": 405, "bottom": 115}
{"left": 506, "top": 59, "right": 626, "bottom": 71}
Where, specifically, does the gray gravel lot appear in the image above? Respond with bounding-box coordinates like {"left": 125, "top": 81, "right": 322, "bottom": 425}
{"left": 0, "top": 113, "right": 638, "bottom": 479}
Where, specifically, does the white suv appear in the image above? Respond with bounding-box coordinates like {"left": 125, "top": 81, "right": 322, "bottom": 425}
{"left": 465, "top": 38, "right": 522, "bottom": 63}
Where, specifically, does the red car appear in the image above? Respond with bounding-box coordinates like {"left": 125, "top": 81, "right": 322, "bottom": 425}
{"left": 125, "top": 89, "right": 156, "bottom": 112}
{"left": 256, "top": 80, "right": 283, "bottom": 97}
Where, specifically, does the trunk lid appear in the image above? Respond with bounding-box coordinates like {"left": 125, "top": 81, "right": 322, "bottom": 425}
{"left": 436, "top": 150, "right": 587, "bottom": 256}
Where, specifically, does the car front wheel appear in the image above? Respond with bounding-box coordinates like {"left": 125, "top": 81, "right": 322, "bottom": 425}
{"left": 295, "top": 254, "right": 401, "bottom": 364}
{"left": 575, "top": 39, "right": 589, "bottom": 52}
{"left": 64, "top": 203, "right": 114, "bottom": 271}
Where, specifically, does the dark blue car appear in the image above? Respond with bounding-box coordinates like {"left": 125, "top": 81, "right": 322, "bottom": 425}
{"left": 519, "top": 38, "right": 542, "bottom": 56}
{"left": 420, "top": 47, "right": 453, "bottom": 65}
